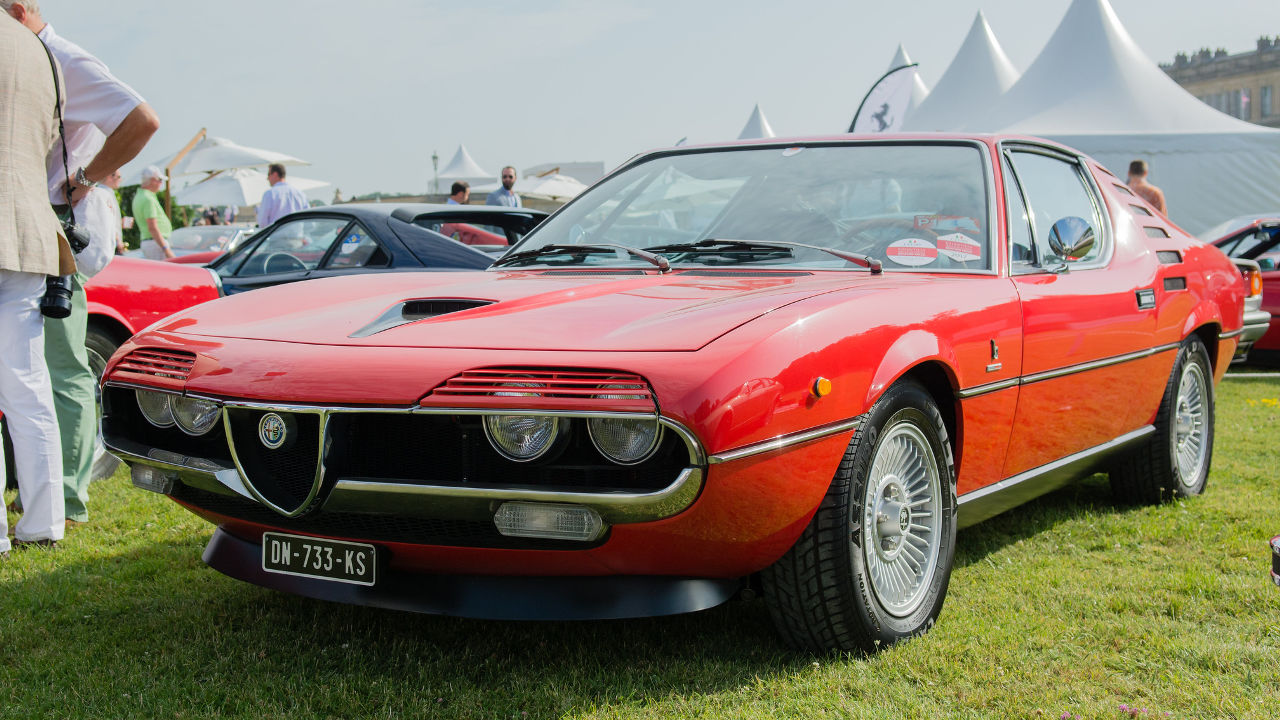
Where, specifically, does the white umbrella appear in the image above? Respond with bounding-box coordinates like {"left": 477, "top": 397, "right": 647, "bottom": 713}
{"left": 174, "top": 167, "right": 328, "bottom": 207}
{"left": 136, "top": 135, "right": 309, "bottom": 181}
{"left": 519, "top": 173, "right": 588, "bottom": 201}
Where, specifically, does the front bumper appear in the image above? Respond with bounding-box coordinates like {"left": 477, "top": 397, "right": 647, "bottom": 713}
{"left": 203, "top": 528, "right": 742, "bottom": 619}
{"left": 1235, "top": 308, "right": 1272, "bottom": 360}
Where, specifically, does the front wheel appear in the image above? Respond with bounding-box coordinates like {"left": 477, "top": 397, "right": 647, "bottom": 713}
{"left": 761, "top": 380, "right": 957, "bottom": 653}
{"left": 1110, "top": 336, "right": 1215, "bottom": 504}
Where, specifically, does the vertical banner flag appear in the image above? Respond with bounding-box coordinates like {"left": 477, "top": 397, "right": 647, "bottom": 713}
{"left": 848, "top": 64, "right": 919, "bottom": 134}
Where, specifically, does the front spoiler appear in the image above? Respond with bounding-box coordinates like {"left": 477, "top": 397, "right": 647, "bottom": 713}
{"left": 203, "top": 528, "right": 744, "bottom": 620}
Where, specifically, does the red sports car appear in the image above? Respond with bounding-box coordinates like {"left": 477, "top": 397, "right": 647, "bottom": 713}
{"left": 101, "top": 135, "right": 1257, "bottom": 653}
{"left": 1210, "top": 217, "right": 1280, "bottom": 363}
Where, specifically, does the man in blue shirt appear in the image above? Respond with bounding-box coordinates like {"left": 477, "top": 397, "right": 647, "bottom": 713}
{"left": 257, "top": 163, "right": 308, "bottom": 226}
{"left": 485, "top": 166, "right": 521, "bottom": 207}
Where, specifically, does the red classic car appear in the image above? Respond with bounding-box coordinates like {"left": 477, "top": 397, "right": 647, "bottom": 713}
{"left": 1210, "top": 217, "right": 1280, "bottom": 363}
{"left": 101, "top": 135, "right": 1256, "bottom": 653}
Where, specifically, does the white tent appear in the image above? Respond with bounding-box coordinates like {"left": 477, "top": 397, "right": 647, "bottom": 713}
{"left": 903, "top": 11, "right": 1019, "bottom": 131}
{"left": 737, "top": 104, "right": 776, "bottom": 140}
{"left": 888, "top": 44, "right": 930, "bottom": 118}
{"left": 958, "top": 0, "right": 1280, "bottom": 234}
{"left": 175, "top": 167, "right": 329, "bottom": 207}
{"left": 438, "top": 145, "right": 493, "bottom": 187}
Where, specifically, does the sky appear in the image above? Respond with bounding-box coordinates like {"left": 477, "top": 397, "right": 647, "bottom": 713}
{"left": 42, "top": 0, "right": 1280, "bottom": 199}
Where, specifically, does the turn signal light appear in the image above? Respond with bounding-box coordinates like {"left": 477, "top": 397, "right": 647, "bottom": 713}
{"left": 493, "top": 502, "right": 604, "bottom": 541}
{"left": 131, "top": 465, "right": 175, "bottom": 495}
{"left": 1244, "top": 267, "right": 1264, "bottom": 297}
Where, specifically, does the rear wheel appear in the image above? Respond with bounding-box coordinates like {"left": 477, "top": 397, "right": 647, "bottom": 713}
{"left": 1110, "top": 336, "right": 1214, "bottom": 504}
{"left": 761, "top": 380, "right": 956, "bottom": 653}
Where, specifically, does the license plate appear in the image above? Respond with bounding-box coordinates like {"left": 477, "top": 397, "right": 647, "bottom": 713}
{"left": 261, "top": 532, "right": 377, "bottom": 586}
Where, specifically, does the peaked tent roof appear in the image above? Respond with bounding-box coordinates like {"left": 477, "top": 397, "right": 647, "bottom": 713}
{"left": 955, "top": 0, "right": 1280, "bottom": 235}
{"left": 438, "top": 145, "right": 493, "bottom": 181}
{"left": 961, "top": 0, "right": 1265, "bottom": 134}
{"left": 737, "top": 104, "right": 776, "bottom": 140}
{"left": 903, "top": 11, "right": 1019, "bottom": 131}
{"left": 888, "top": 44, "right": 930, "bottom": 116}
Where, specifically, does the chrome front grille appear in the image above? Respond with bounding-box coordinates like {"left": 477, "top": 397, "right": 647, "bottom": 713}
{"left": 226, "top": 409, "right": 324, "bottom": 516}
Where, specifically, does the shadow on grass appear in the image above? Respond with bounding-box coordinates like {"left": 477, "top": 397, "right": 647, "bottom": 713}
{"left": 954, "top": 472, "right": 1122, "bottom": 569}
{"left": 0, "top": 534, "right": 812, "bottom": 715}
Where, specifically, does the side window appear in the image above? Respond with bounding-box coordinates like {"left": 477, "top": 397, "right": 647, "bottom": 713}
{"left": 1007, "top": 151, "right": 1104, "bottom": 265}
{"left": 323, "top": 223, "right": 387, "bottom": 269}
{"left": 235, "top": 218, "right": 349, "bottom": 277}
{"left": 1002, "top": 156, "right": 1034, "bottom": 266}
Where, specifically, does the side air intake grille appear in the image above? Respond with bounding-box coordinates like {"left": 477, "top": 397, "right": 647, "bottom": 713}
{"left": 422, "top": 367, "right": 657, "bottom": 412}
{"left": 109, "top": 348, "right": 197, "bottom": 390}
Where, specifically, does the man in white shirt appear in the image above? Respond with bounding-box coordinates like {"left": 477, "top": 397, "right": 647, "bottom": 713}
{"left": 447, "top": 181, "right": 470, "bottom": 205}
{"left": 4, "top": 0, "right": 159, "bottom": 524}
{"left": 257, "top": 163, "right": 309, "bottom": 226}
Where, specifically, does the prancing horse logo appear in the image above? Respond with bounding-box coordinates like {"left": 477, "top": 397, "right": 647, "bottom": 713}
{"left": 259, "top": 413, "right": 287, "bottom": 449}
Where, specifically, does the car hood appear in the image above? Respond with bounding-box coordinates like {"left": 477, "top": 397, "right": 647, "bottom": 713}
{"left": 159, "top": 269, "right": 896, "bottom": 352}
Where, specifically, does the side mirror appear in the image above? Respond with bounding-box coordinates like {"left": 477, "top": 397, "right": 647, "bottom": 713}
{"left": 1047, "top": 217, "right": 1095, "bottom": 260}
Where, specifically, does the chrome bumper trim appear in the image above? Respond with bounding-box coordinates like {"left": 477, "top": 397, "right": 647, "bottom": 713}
{"left": 326, "top": 468, "right": 704, "bottom": 524}
{"left": 709, "top": 416, "right": 864, "bottom": 464}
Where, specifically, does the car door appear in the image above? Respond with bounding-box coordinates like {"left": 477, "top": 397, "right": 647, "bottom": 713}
{"left": 216, "top": 216, "right": 352, "bottom": 295}
{"left": 1002, "top": 145, "right": 1162, "bottom": 478}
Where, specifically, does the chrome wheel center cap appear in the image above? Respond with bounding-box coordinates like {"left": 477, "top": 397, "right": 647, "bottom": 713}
{"left": 872, "top": 478, "right": 908, "bottom": 557}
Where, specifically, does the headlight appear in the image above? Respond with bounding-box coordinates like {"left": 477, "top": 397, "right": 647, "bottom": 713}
{"left": 588, "top": 417, "right": 663, "bottom": 464}
{"left": 172, "top": 396, "right": 221, "bottom": 436}
{"left": 483, "top": 414, "right": 567, "bottom": 462}
{"left": 136, "top": 390, "right": 175, "bottom": 428}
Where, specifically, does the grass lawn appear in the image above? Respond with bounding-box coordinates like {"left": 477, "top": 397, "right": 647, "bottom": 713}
{"left": 2, "top": 378, "right": 1277, "bottom": 719}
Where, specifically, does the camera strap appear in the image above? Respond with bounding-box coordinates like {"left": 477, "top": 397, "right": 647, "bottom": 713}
{"left": 36, "top": 35, "right": 77, "bottom": 227}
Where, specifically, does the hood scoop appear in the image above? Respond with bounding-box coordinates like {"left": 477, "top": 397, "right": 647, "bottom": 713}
{"left": 349, "top": 298, "right": 493, "bottom": 338}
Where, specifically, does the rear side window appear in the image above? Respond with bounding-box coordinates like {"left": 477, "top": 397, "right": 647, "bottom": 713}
{"left": 323, "top": 222, "right": 387, "bottom": 269}
{"left": 1006, "top": 150, "right": 1104, "bottom": 266}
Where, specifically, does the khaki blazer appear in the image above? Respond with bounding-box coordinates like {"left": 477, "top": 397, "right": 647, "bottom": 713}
{"left": 0, "top": 16, "right": 62, "bottom": 276}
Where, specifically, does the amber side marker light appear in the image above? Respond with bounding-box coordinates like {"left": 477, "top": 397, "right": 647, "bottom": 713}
{"left": 812, "top": 377, "right": 833, "bottom": 398}
{"left": 1245, "top": 267, "right": 1264, "bottom": 297}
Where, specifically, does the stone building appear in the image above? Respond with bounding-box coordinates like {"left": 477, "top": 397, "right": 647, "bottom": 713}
{"left": 1161, "top": 37, "right": 1280, "bottom": 128}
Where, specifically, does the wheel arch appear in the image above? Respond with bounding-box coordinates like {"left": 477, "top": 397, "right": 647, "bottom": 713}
{"left": 87, "top": 311, "right": 135, "bottom": 348}
{"left": 896, "top": 361, "right": 960, "bottom": 468}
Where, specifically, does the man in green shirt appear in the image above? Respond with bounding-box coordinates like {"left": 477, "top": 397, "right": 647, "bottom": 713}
{"left": 131, "top": 165, "right": 174, "bottom": 259}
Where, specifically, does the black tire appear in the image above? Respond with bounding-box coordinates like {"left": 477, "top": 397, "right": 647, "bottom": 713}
{"left": 761, "top": 380, "right": 957, "bottom": 653}
{"left": 85, "top": 324, "right": 120, "bottom": 384}
{"left": 1110, "top": 336, "right": 1214, "bottom": 504}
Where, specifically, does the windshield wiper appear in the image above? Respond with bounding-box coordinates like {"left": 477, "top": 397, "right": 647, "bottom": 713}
{"left": 491, "top": 243, "right": 670, "bottom": 272}
{"left": 643, "top": 238, "right": 882, "bottom": 274}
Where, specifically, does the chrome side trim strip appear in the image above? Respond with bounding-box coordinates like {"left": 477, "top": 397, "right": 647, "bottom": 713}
{"left": 326, "top": 468, "right": 704, "bottom": 525}
{"left": 958, "top": 342, "right": 1181, "bottom": 399}
{"left": 1020, "top": 342, "right": 1180, "bottom": 385}
{"left": 957, "top": 378, "right": 1018, "bottom": 400}
{"left": 709, "top": 416, "right": 864, "bottom": 464}
{"left": 958, "top": 425, "right": 1154, "bottom": 507}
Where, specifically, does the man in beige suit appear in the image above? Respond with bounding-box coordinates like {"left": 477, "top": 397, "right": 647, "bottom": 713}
{"left": 0, "top": 13, "right": 66, "bottom": 552}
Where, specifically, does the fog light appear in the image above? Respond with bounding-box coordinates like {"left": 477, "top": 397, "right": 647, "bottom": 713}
{"left": 136, "top": 390, "right": 175, "bottom": 428}
{"left": 493, "top": 502, "right": 604, "bottom": 541}
{"left": 171, "top": 396, "right": 221, "bottom": 436}
{"left": 131, "top": 465, "right": 175, "bottom": 494}
{"left": 483, "top": 414, "right": 566, "bottom": 462}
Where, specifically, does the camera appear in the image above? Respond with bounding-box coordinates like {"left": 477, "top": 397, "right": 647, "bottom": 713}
{"left": 40, "top": 275, "right": 74, "bottom": 319}
{"left": 62, "top": 220, "right": 90, "bottom": 254}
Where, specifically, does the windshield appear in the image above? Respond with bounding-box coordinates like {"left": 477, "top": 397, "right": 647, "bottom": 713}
{"left": 504, "top": 143, "right": 991, "bottom": 272}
